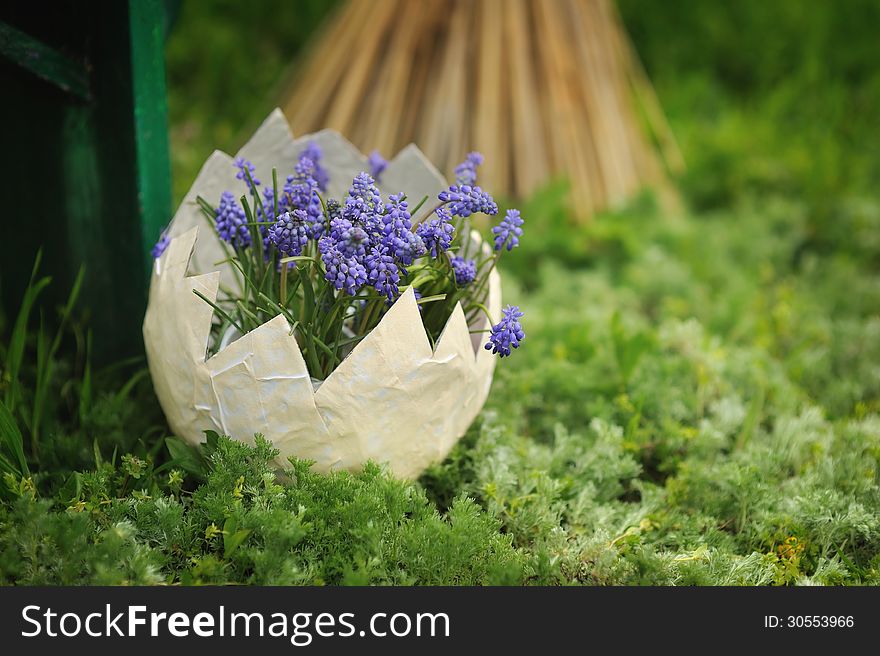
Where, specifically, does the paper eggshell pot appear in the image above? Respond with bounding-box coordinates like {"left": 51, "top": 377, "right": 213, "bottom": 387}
{"left": 143, "top": 109, "right": 501, "bottom": 479}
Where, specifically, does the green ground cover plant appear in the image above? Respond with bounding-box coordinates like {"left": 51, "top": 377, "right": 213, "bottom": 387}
{"left": 1, "top": 0, "right": 877, "bottom": 585}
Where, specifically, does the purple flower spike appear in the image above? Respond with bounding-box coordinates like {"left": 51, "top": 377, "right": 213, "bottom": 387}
{"left": 269, "top": 209, "right": 310, "bottom": 257}
{"left": 328, "top": 211, "right": 370, "bottom": 259}
{"left": 300, "top": 142, "right": 329, "bottom": 191}
{"left": 366, "top": 245, "right": 400, "bottom": 302}
{"left": 485, "top": 305, "right": 525, "bottom": 357}
{"left": 492, "top": 209, "right": 524, "bottom": 252}
{"left": 415, "top": 207, "right": 455, "bottom": 257}
{"left": 216, "top": 191, "right": 251, "bottom": 248}
{"left": 319, "top": 236, "right": 367, "bottom": 296}
{"left": 438, "top": 184, "right": 498, "bottom": 218}
{"left": 283, "top": 156, "right": 324, "bottom": 238}
{"left": 234, "top": 157, "right": 260, "bottom": 190}
{"left": 152, "top": 232, "right": 170, "bottom": 259}
{"left": 405, "top": 231, "right": 428, "bottom": 263}
{"left": 454, "top": 151, "right": 484, "bottom": 186}
{"left": 451, "top": 256, "right": 477, "bottom": 286}
{"left": 348, "top": 172, "right": 383, "bottom": 210}
{"left": 381, "top": 192, "right": 424, "bottom": 265}
{"left": 368, "top": 150, "right": 388, "bottom": 183}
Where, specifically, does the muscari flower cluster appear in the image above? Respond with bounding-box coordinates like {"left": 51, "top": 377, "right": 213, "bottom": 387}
{"left": 152, "top": 232, "right": 170, "bottom": 259}
{"left": 300, "top": 142, "right": 329, "bottom": 192}
{"left": 493, "top": 208, "right": 524, "bottom": 252}
{"left": 451, "top": 255, "right": 476, "bottom": 286}
{"left": 190, "top": 143, "right": 526, "bottom": 358}
{"left": 485, "top": 305, "right": 525, "bottom": 357}
{"left": 234, "top": 157, "right": 260, "bottom": 191}
{"left": 368, "top": 150, "right": 388, "bottom": 183}
{"left": 216, "top": 190, "right": 250, "bottom": 247}
{"left": 454, "top": 151, "right": 483, "bottom": 186}
{"left": 314, "top": 173, "right": 428, "bottom": 299}
{"left": 268, "top": 208, "right": 310, "bottom": 257}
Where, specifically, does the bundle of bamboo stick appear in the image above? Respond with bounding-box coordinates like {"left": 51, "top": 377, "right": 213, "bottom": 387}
{"left": 282, "top": 0, "right": 682, "bottom": 219}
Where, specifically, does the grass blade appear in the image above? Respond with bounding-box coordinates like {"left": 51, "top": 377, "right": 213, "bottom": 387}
{"left": 192, "top": 290, "right": 245, "bottom": 335}
{"left": 298, "top": 266, "right": 316, "bottom": 323}
{"left": 0, "top": 398, "right": 28, "bottom": 477}
{"left": 78, "top": 331, "right": 93, "bottom": 425}
{"left": 4, "top": 267, "right": 51, "bottom": 413}
{"left": 410, "top": 194, "right": 430, "bottom": 217}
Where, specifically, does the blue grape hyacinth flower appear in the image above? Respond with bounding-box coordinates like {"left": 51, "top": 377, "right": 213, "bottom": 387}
{"left": 485, "top": 305, "right": 525, "bottom": 357}
{"left": 234, "top": 157, "right": 260, "bottom": 190}
{"left": 269, "top": 209, "right": 310, "bottom": 257}
{"left": 492, "top": 209, "right": 524, "bottom": 252}
{"left": 368, "top": 150, "right": 388, "bottom": 183}
{"left": 348, "top": 172, "right": 383, "bottom": 211}
{"left": 451, "top": 255, "right": 477, "bottom": 286}
{"left": 216, "top": 191, "right": 251, "bottom": 248}
{"left": 454, "top": 151, "right": 484, "bottom": 186}
{"left": 366, "top": 245, "right": 400, "bottom": 302}
{"left": 415, "top": 207, "right": 455, "bottom": 258}
{"left": 300, "top": 142, "right": 330, "bottom": 191}
{"left": 381, "top": 192, "right": 425, "bottom": 265}
{"left": 283, "top": 156, "right": 324, "bottom": 238}
{"left": 438, "top": 184, "right": 498, "bottom": 218}
{"left": 152, "top": 232, "right": 170, "bottom": 259}
{"left": 319, "top": 236, "right": 367, "bottom": 296}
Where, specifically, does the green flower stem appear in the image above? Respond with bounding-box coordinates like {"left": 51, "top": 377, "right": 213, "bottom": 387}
{"left": 467, "top": 252, "right": 500, "bottom": 323}
{"left": 235, "top": 300, "right": 261, "bottom": 328}
{"left": 409, "top": 194, "right": 430, "bottom": 217}
{"left": 256, "top": 246, "right": 277, "bottom": 301}
{"left": 257, "top": 293, "right": 296, "bottom": 327}
{"left": 225, "top": 257, "right": 259, "bottom": 304}
{"left": 279, "top": 266, "right": 288, "bottom": 309}
{"left": 193, "top": 289, "right": 245, "bottom": 335}
{"left": 299, "top": 324, "right": 323, "bottom": 378}
{"left": 465, "top": 302, "right": 494, "bottom": 327}
{"left": 416, "top": 293, "right": 447, "bottom": 305}
{"left": 319, "top": 293, "right": 348, "bottom": 337}
{"left": 196, "top": 195, "right": 216, "bottom": 218}
{"left": 331, "top": 307, "right": 347, "bottom": 365}
{"left": 358, "top": 297, "right": 384, "bottom": 334}
{"left": 285, "top": 273, "right": 302, "bottom": 307}
{"left": 239, "top": 194, "right": 265, "bottom": 279}
{"left": 298, "top": 266, "right": 316, "bottom": 325}
{"left": 272, "top": 168, "right": 279, "bottom": 219}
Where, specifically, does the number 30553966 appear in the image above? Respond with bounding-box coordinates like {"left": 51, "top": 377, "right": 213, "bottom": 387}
{"left": 765, "top": 616, "right": 854, "bottom": 628}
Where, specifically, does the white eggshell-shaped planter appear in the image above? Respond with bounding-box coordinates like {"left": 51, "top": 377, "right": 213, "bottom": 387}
{"left": 143, "top": 109, "right": 501, "bottom": 479}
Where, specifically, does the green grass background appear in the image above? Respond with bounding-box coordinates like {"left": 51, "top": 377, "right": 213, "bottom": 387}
{"left": 1, "top": 0, "right": 879, "bottom": 584}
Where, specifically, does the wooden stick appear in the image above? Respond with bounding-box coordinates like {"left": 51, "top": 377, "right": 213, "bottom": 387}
{"left": 505, "top": 0, "right": 549, "bottom": 195}
{"left": 534, "top": 0, "right": 598, "bottom": 216}
{"left": 283, "top": 0, "right": 368, "bottom": 133}
{"left": 322, "top": 0, "right": 399, "bottom": 135}
{"left": 472, "top": 0, "right": 508, "bottom": 192}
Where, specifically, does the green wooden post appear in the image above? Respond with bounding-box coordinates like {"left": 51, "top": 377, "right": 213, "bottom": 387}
{"left": 0, "top": 21, "right": 90, "bottom": 100}
{"left": 0, "top": 1, "right": 173, "bottom": 362}
{"left": 130, "top": 0, "right": 173, "bottom": 274}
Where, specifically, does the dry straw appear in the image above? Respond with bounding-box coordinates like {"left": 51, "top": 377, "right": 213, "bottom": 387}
{"left": 282, "top": 0, "right": 683, "bottom": 219}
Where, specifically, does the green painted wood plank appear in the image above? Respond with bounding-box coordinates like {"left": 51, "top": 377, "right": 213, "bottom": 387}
{"left": 129, "top": 0, "right": 172, "bottom": 268}
{"left": 0, "top": 21, "right": 90, "bottom": 100}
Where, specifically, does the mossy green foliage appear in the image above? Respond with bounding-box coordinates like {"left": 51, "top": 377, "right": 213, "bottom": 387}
{"left": 3, "top": 180, "right": 878, "bottom": 584}
{"left": 1, "top": 0, "right": 879, "bottom": 585}
{"left": 0, "top": 437, "right": 520, "bottom": 585}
